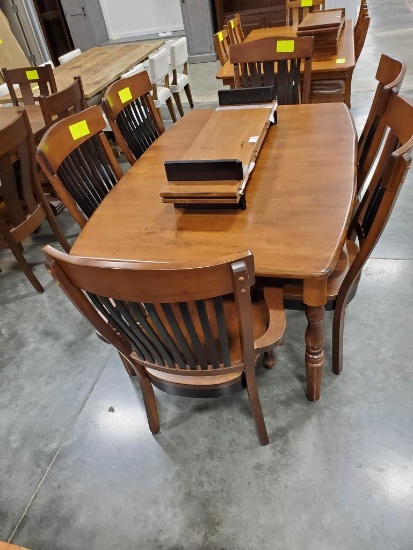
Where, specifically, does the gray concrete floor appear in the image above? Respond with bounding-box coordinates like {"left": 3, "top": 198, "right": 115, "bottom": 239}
{"left": 1, "top": 0, "right": 413, "bottom": 548}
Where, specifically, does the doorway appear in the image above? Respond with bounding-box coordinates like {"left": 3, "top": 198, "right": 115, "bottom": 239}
{"left": 31, "top": 0, "right": 73, "bottom": 65}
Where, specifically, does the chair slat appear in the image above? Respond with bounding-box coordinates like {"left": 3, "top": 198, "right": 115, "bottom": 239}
{"left": 145, "top": 303, "right": 187, "bottom": 369}
{"left": 213, "top": 297, "right": 231, "bottom": 367}
{"left": 195, "top": 300, "right": 221, "bottom": 369}
{"left": 161, "top": 303, "right": 198, "bottom": 370}
{"left": 0, "top": 155, "right": 26, "bottom": 226}
{"left": 178, "top": 302, "right": 209, "bottom": 369}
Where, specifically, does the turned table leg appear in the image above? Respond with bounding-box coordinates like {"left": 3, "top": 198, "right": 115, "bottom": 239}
{"left": 305, "top": 305, "right": 325, "bottom": 401}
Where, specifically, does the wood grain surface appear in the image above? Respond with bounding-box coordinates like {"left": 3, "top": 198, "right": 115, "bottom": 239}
{"left": 0, "top": 105, "right": 45, "bottom": 138}
{"left": 71, "top": 103, "right": 356, "bottom": 284}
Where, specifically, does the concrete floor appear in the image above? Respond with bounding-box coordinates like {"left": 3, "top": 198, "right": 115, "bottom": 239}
{"left": 1, "top": 0, "right": 413, "bottom": 548}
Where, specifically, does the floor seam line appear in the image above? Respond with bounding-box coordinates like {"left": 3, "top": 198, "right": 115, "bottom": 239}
{"left": 7, "top": 353, "right": 113, "bottom": 543}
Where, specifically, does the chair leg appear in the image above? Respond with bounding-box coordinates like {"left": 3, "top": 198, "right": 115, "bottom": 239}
{"left": 137, "top": 371, "right": 160, "bottom": 434}
{"left": 172, "top": 91, "right": 185, "bottom": 117}
{"left": 165, "top": 97, "right": 177, "bottom": 123}
{"left": 41, "top": 195, "right": 71, "bottom": 252}
{"left": 263, "top": 349, "right": 277, "bottom": 369}
{"left": 184, "top": 83, "right": 194, "bottom": 108}
{"left": 118, "top": 352, "right": 136, "bottom": 376}
{"left": 245, "top": 369, "right": 269, "bottom": 446}
{"left": 332, "top": 301, "right": 346, "bottom": 375}
{"left": 7, "top": 237, "right": 44, "bottom": 293}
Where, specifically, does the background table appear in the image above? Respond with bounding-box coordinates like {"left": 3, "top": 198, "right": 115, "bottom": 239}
{"left": 0, "top": 105, "right": 44, "bottom": 138}
{"left": 216, "top": 22, "right": 355, "bottom": 106}
{"left": 71, "top": 103, "right": 356, "bottom": 400}
{"left": 0, "top": 41, "right": 164, "bottom": 104}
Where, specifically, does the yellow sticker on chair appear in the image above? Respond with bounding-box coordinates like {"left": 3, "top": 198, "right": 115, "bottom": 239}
{"left": 26, "top": 69, "right": 39, "bottom": 80}
{"left": 118, "top": 87, "right": 132, "bottom": 104}
{"left": 69, "top": 120, "right": 90, "bottom": 140}
{"left": 336, "top": 58, "right": 346, "bottom": 64}
{"left": 218, "top": 31, "right": 223, "bottom": 42}
{"left": 0, "top": 39, "right": 3, "bottom": 45}
{"left": 230, "top": 19, "right": 235, "bottom": 28}
{"left": 277, "top": 40, "right": 295, "bottom": 53}
{"left": 301, "top": 0, "right": 313, "bottom": 6}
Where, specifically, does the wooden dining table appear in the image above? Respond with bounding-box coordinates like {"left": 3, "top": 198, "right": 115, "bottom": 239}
{"left": 70, "top": 102, "right": 356, "bottom": 401}
{"left": 0, "top": 104, "right": 44, "bottom": 138}
{"left": 0, "top": 41, "right": 164, "bottom": 105}
{"left": 216, "top": 22, "right": 355, "bottom": 106}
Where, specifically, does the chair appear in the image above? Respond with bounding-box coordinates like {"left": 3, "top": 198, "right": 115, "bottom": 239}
{"left": 0, "top": 110, "right": 70, "bottom": 292}
{"left": 121, "top": 62, "right": 145, "bottom": 79}
{"left": 282, "top": 92, "right": 413, "bottom": 375}
{"left": 43, "top": 247, "right": 286, "bottom": 445}
{"left": 148, "top": 47, "right": 176, "bottom": 123}
{"left": 214, "top": 27, "right": 231, "bottom": 66}
{"left": 357, "top": 54, "right": 406, "bottom": 193}
{"left": 39, "top": 60, "right": 55, "bottom": 69}
{"left": 102, "top": 71, "right": 165, "bottom": 165}
{"left": 36, "top": 105, "right": 123, "bottom": 228}
{"left": 286, "top": 0, "right": 325, "bottom": 27}
{"left": 227, "top": 13, "right": 245, "bottom": 45}
{"left": 310, "top": 2, "right": 370, "bottom": 105}
{"left": 39, "top": 76, "right": 87, "bottom": 130}
{"left": 1, "top": 64, "right": 57, "bottom": 106}
{"left": 229, "top": 36, "right": 314, "bottom": 104}
{"left": 58, "top": 48, "right": 82, "bottom": 65}
{"left": 169, "top": 37, "right": 194, "bottom": 118}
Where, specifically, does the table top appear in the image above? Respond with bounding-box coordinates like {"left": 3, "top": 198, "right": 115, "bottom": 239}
{"left": 53, "top": 42, "right": 164, "bottom": 99}
{"left": 0, "top": 41, "right": 164, "bottom": 104}
{"left": 0, "top": 104, "right": 44, "bottom": 138}
{"left": 71, "top": 103, "right": 356, "bottom": 283}
{"left": 216, "top": 21, "right": 355, "bottom": 82}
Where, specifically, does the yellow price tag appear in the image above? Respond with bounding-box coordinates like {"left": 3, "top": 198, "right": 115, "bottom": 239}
{"left": 0, "top": 39, "right": 3, "bottom": 45}
{"left": 301, "top": 0, "right": 313, "bottom": 6}
{"left": 69, "top": 120, "right": 90, "bottom": 140}
{"left": 336, "top": 58, "right": 346, "bottom": 64}
{"left": 118, "top": 87, "right": 132, "bottom": 104}
{"left": 277, "top": 40, "right": 295, "bottom": 53}
{"left": 26, "top": 69, "right": 39, "bottom": 80}
{"left": 218, "top": 31, "right": 223, "bottom": 42}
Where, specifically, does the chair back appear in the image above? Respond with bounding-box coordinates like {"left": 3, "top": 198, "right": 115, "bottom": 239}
{"left": 39, "top": 60, "right": 55, "bottom": 69}
{"left": 214, "top": 27, "right": 231, "bottom": 65}
{"left": 1, "top": 64, "right": 57, "bottom": 106}
{"left": 102, "top": 71, "right": 164, "bottom": 165}
{"left": 354, "top": 2, "right": 370, "bottom": 61}
{"left": 39, "top": 76, "right": 87, "bottom": 129}
{"left": 43, "top": 247, "right": 258, "bottom": 375}
{"left": 148, "top": 47, "right": 169, "bottom": 84}
{"left": 286, "top": 0, "right": 325, "bottom": 27}
{"left": 58, "top": 49, "right": 82, "bottom": 65}
{"left": 170, "top": 37, "right": 188, "bottom": 70}
{"left": 0, "top": 110, "right": 44, "bottom": 232}
{"left": 343, "top": 94, "right": 413, "bottom": 305}
{"left": 357, "top": 54, "right": 406, "bottom": 191}
{"left": 229, "top": 36, "right": 314, "bottom": 104}
{"left": 227, "top": 13, "right": 245, "bottom": 45}
{"left": 36, "top": 106, "right": 123, "bottom": 228}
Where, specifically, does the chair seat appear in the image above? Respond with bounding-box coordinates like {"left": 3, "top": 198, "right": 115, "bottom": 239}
{"left": 153, "top": 85, "right": 172, "bottom": 108}
{"left": 283, "top": 239, "right": 359, "bottom": 301}
{"left": 170, "top": 72, "right": 189, "bottom": 93}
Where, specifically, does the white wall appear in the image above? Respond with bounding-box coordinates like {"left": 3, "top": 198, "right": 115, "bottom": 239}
{"left": 99, "top": 0, "right": 184, "bottom": 40}
{"left": 326, "top": 0, "right": 357, "bottom": 24}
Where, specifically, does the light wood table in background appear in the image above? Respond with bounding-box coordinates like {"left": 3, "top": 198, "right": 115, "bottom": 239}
{"left": 216, "top": 22, "right": 355, "bottom": 106}
{"left": 0, "top": 41, "right": 164, "bottom": 104}
{"left": 71, "top": 103, "right": 356, "bottom": 400}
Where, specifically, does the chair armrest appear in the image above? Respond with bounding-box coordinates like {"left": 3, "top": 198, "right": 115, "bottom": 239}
{"left": 254, "top": 286, "right": 286, "bottom": 352}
